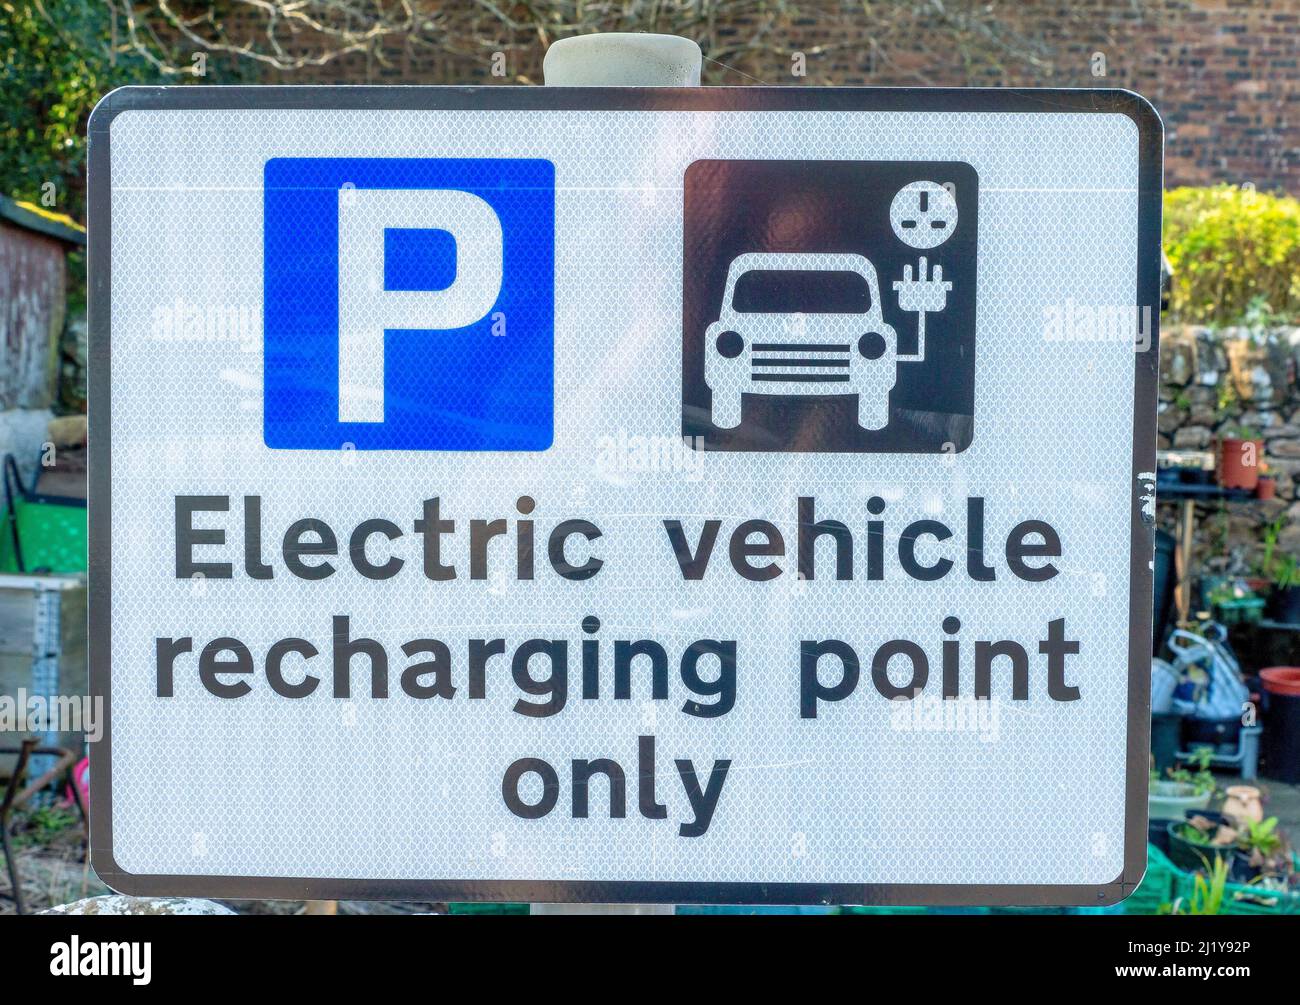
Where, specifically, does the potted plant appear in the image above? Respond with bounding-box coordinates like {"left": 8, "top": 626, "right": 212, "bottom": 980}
{"left": 1232, "top": 816, "right": 1294, "bottom": 885}
{"left": 1149, "top": 749, "right": 1216, "bottom": 820}
{"left": 1255, "top": 518, "right": 1300, "bottom": 621}
{"left": 1167, "top": 812, "right": 1237, "bottom": 874}
{"left": 1205, "top": 578, "right": 1266, "bottom": 626}
{"left": 1268, "top": 556, "right": 1300, "bottom": 622}
{"left": 1216, "top": 426, "right": 1264, "bottom": 490}
{"left": 1163, "top": 855, "right": 1231, "bottom": 915}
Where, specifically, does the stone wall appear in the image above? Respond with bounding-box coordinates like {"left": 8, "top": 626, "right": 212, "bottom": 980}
{"left": 1158, "top": 325, "right": 1300, "bottom": 570}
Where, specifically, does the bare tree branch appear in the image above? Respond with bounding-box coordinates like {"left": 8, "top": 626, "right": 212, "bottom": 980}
{"left": 100, "top": 1, "right": 1090, "bottom": 84}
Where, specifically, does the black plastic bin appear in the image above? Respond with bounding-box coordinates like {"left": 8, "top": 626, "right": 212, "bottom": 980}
{"left": 1151, "top": 712, "right": 1182, "bottom": 773}
{"left": 1263, "top": 690, "right": 1300, "bottom": 783}
{"left": 1153, "top": 529, "right": 1177, "bottom": 654}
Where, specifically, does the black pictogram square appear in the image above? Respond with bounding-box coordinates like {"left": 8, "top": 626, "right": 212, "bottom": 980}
{"left": 683, "top": 159, "right": 979, "bottom": 452}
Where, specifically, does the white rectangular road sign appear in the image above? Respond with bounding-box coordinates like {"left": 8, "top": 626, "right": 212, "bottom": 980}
{"left": 89, "top": 86, "right": 1162, "bottom": 905}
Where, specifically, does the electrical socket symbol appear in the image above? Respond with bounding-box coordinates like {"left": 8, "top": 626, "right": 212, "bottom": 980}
{"left": 682, "top": 158, "right": 978, "bottom": 454}
{"left": 889, "top": 181, "right": 958, "bottom": 364}
{"left": 890, "top": 181, "right": 959, "bottom": 249}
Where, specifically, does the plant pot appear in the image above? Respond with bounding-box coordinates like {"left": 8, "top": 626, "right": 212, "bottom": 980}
{"left": 1183, "top": 715, "right": 1242, "bottom": 751}
{"left": 1216, "top": 437, "right": 1263, "bottom": 490}
{"left": 1231, "top": 847, "right": 1262, "bottom": 884}
{"left": 1151, "top": 712, "right": 1183, "bottom": 773}
{"left": 1261, "top": 666, "right": 1300, "bottom": 696}
{"left": 1149, "top": 817, "right": 1173, "bottom": 855}
{"left": 1262, "top": 687, "right": 1300, "bottom": 784}
{"left": 1222, "top": 785, "right": 1264, "bottom": 824}
{"left": 1213, "top": 596, "right": 1266, "bottom": 625}
{"left": 1257, "top": 476, "right": 1277, "bottom": 500}
{"left": 1149, "top": 780, "right": 1212, "bottom": 821}
{"left": 1167, "top": 818, "right": 1234, "bottom": 874}
{"left": 1267, "top": 587, "right": 1300, "bottom": 624}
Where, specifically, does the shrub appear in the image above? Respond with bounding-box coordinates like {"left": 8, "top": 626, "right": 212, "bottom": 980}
{"left": 1163, "top": 185, "right": 1300, "bottom": 326}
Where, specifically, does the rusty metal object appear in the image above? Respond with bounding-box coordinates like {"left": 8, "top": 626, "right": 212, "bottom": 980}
{"left": 1, "top": 738, "right": 85, "bottom": 914}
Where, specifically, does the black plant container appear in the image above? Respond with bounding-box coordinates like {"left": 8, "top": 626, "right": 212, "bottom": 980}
{"left": 1268, "top": 585, "right": 1300, "bottom": 624}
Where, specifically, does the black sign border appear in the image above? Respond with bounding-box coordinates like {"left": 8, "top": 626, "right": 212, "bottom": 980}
{"left": 87, "top": 84, "right": 1162, "bottom": 907}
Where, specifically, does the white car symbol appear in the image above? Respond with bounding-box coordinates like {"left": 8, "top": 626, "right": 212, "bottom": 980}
{"left": 705, "top": 252, "right": 899, "bottom": 431}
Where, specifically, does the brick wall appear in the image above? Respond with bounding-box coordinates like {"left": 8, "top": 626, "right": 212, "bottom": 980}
{"left": 233, "top": 0, "right": 1300, "bottom": 195}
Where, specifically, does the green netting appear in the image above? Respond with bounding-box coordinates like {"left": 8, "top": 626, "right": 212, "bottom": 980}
{"left": 446, "top": 902, "right": 530, "bottom": 915}
{"left": 1120, "top": 843, "right": 1182, "bottom": 914}
{"left": 1121, "top": 843, "right": 1300, "bottom": 915}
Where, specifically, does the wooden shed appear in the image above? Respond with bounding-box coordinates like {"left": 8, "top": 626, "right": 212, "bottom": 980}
{"left": 0, "top": 195, "right": 85, "bottom": 415}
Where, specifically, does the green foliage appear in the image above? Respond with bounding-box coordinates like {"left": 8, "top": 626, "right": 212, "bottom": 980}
{"left": 1160, "top": 855, "right": 1231, "bottom": 915}
{"left": 13, "top": 803, "right": 79, "bottom": 848}
{"left": 1257, "top": 518, "right": 1300, "bottom": 588}
{"left": 1274, "top": 556, "right": 1300, "bottom": 591}
{"left": 1, "top": 3, "right": 253, "bottom": 316}
{"left": 1174, "top": 821, "right": 1214, "bottom": 846}
{"left": 1205, "top": 579, "right": 1245, "bottom": 606}
{"left": 1160, "top": 747, "right": 1216, "bottom": 797}
{"left": 1239, "top": 817, "right": 1284, "bottom": 858}
{"left": 1182, "top": 855, "right": 1231, "bottom": 915}
{"left": 3, "top": 2, "right": 131, "bottom": 223}
{"left": 1163, "top": 185, "right": 1300, "bottom": 327}
{"left": 0, "top": 2, "right": 256, "bottom": 225}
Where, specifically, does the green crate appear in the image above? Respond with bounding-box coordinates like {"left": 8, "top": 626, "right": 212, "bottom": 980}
{"left": 0, "top": 510, "right": 17, "bottom": 572}
{"left": 1119, "top": 843, "right": 1183, "bottom": 915}
{"left": 446, "top": 902, "right": 530, "bottom": 915}
{"left": 1127, "top": 844, "right": 1300, "bottom": 915}
{"left": 1214, "top": 884, "right": 1300, "bottom": 915}
{"left": 1212, "top": 597, "right": 1266, "bottom": 626}
{"left": 2, "top": 497, "right": 86, "bottom": 573}
{"left": 837, "top": 905, "right": 933, "bottom": 915}
{"left": 1, "top": 455, "right": 86, "bottom": 574}
{"left": 1178, "top": 856, "right": 1300, "bottom": 916}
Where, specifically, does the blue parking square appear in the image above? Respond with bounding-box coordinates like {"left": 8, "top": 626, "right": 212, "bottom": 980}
{"left": 263, "top": 157, "right": 554, "bottom": 451}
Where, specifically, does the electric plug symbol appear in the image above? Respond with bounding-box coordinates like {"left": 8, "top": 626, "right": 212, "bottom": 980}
{"left": 896, "top": 257, "right": 951, "bottom": 312}
{"left": 893, "top": 256, "right": 952, "bottom": 362}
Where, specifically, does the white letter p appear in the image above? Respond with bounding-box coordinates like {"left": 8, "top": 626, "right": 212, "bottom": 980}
{"left": 337, "top": 189, "right": 503, "bottom": 423}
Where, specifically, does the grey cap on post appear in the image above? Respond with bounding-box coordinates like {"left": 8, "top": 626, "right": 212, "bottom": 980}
{"left": 543, "top": 32, "right": 702, "bottom": 86}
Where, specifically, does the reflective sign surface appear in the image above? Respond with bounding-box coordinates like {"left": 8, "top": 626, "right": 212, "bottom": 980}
{"left": 89, "top": 87, "right": 1161, "bottom": 904}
